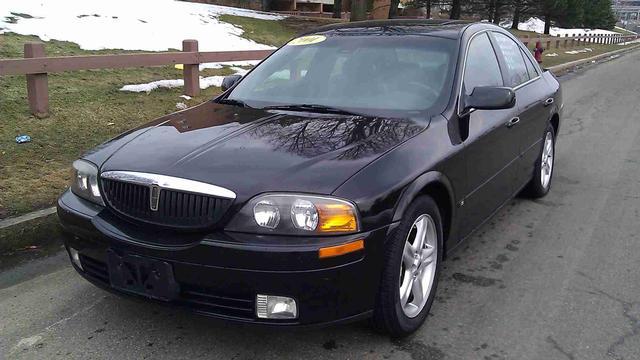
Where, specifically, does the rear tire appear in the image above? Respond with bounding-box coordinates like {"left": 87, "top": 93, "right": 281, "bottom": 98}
{"left": 372, "top": 195, "right": 443, "bottom": 337}
{"left": 524, "top": 124, "right": 555, "bottom": 198}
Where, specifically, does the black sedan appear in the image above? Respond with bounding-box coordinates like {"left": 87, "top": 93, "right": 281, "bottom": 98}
{"left": 57, "top": 20, "right": 562, "bottom": 336}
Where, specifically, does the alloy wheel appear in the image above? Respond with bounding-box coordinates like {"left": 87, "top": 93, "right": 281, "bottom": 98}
{"left": 399, "top": 214, "right": 438, "bottom": 318}
{"left": 541, "top": 132, "right": 554, "bottom": 189}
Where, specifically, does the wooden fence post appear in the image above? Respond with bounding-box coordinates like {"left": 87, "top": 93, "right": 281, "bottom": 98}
{"left": 182, "top": 39, "right": 200, "bottom": 97}
{"left": 24, "top": 43, "right": 49, "bottom": 118}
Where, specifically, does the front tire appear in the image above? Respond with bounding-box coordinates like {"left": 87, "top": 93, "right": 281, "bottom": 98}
{"left": 372, "top": 195, "right": 443, "bottom": 337}
{"left": 524, "top": 124, "right": 556, "bottom": 198}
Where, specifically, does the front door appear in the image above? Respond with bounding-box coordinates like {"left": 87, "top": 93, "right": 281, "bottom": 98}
{"left": 491, "top": 31, "right": 551, "bottom": 188}
{"left": 458, "top": 32, "right": 521, "bottom": 237}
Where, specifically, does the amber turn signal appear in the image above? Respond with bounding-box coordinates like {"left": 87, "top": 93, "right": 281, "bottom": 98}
{"left": 318, "top": 239, "right": 364, "bottom": 259}
{"left": 316, "top": 203, "right": 358, "bottom": 233}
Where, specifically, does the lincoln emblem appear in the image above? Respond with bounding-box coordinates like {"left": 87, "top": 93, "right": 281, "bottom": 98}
{"left": 149, "top": 185, "right": 161, "bottom": 211}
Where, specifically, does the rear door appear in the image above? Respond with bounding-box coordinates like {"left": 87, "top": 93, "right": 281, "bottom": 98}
{"left": 458, "top": 32, "right": 521, "bottom": 237}
{"left": 491, "top": 31, "right": 551, "bottom": 188}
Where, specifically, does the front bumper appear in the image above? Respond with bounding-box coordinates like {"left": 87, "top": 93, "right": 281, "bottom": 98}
{"left": 57, "top": 190, "right": 394, "bottom": 326}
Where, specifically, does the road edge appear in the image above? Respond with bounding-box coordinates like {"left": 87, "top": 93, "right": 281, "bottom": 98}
{"left": 548, "top": 43, "right": 640, "bottom": 75}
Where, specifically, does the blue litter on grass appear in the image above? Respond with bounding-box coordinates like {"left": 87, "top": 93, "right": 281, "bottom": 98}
{"left": 15, "top": 135, "right": 31, "bottom": 144}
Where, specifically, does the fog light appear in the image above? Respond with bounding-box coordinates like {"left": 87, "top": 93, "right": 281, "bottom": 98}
{"left": 68, "top": 247, "right": 83, "bottom": 270}
{"left": 256, "top": 294, "right": 297, "bottom": 319}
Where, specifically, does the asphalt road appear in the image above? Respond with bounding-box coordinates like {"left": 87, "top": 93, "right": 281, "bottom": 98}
{"left": 2, "top": 51, "right": 640, "bottom": 360}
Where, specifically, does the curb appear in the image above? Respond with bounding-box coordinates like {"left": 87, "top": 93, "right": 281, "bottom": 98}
{"left": 0, "top": 207, "right": 56, "bottom": 230}
{"left": 548, "top": 44, "right": 640, "bottom": 75}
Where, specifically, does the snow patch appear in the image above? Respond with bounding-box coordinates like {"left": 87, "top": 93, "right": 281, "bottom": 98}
{"left": 200, "top": 60, "right": 261, "bottom": 70}
{"left": 565, "top": 48, "right": 593, "bottom": 55}
{"left": 617, "top": 38, "right": 640, "bottom": 45}
{"left": 12, "top": 335, "right": 43, "bottom": 352}
{"left": 501, "top": 17, "right": 617, "bottom": 37}
{"left": 0, "top": 0, "right": 284, "bottom": 51}
{"left": 120, "top": 67, "right": 249, "bottom": 93}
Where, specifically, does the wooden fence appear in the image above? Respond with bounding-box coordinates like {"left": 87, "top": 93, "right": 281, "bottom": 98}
{"left": 0, "top": 40, "right": 273, "bottom": 118}
{"left": 519, "top": 33, "right": 638, "bottom": 48}
{"left": 0, "top": 34, "right": 637, "bottom": 118}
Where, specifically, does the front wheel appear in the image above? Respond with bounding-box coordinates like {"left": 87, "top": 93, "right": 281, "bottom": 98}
{"left": 372, "top": 195, "right": 443, "bottom": 336}
{"left": 524, "top": 124, "right": 556, "bottom": 198}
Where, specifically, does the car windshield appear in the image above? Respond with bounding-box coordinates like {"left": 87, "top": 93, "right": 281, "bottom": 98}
{"left": 226, "top": 34, "right": 456, "bottom": 116}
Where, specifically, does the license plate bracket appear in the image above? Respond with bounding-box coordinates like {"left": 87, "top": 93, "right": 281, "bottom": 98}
{"left": 107, "top": 250, "right": 180, "bottom": 301}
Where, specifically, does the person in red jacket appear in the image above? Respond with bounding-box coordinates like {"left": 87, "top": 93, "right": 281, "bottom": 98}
{"left": 534, "top": 41, "right": 544, "bottom": 64}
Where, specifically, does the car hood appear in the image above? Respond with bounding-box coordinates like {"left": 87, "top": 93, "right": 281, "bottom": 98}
{"left": 96, "top": 102, "right": 426, "bottom": 199}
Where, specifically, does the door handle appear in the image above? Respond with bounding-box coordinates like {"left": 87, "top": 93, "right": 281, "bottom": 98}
{"left": 506, "top": 117, "right": 520, "bottom": 128}
{"left": 544, "top": 98, "right": 554, "bottom": 106}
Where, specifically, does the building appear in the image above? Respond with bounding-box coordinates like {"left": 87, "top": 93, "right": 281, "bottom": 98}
{"left": 270, "top": 0, "right": 343, "bottom": 14}
{"left": 613, "top": 0, "right": 640, "bottom": 23}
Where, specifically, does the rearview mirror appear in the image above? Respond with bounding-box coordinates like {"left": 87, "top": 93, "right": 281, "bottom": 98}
{"left": 463, "top": 86, "right": 516, "bottom": 113}
{"left": 221, "top": 75, "right": 242, "bottom": 91}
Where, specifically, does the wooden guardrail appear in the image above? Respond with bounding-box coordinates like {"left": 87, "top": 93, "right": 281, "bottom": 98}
{"left": 0, "top": 34, "right": 637, "bottom": 118}
{"left": 519, "top": 33, "right": 638, "bottom": 48}
{"left": 0, "top": 39, "right": 273, "bottom": 118}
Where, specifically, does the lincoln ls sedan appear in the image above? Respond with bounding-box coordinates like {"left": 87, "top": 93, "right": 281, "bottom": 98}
{"left": 57, "top": 20, "right": 562, "bottom": 336}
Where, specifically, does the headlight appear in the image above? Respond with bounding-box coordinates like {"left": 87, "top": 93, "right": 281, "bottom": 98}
{"left": 226, "top": 194, "right": 359, "bottom": 235}
{"left": 70, "top": 159, "right": 104, "bottom": 206}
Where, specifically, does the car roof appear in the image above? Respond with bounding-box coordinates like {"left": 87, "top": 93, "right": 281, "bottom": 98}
{"left": 306, "top": 19, "right": 484, "bottom": 40}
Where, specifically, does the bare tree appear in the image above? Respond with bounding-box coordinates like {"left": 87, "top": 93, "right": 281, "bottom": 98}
{"left": 450, "top": 0, "right": 461, "bottom": 19}
{"left": 351, "top": 0, "right": 367, "bottom": 20}
{"left": 389, "top": 0, "right": 401, "bottom": 18}
{"left": 333, "top": 0, "right": 343, "bottom": 18}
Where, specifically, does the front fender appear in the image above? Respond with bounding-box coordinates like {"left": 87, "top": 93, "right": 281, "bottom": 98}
{"left": 392, "top": 171, "right": 456, "bottom": 223}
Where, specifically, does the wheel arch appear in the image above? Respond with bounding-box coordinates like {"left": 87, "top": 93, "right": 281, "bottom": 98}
{"left": 550, "top": 112, "right": 560, "bottom": 137}
{"left": 392, "top": 171, "right": 456, "bottom": 254}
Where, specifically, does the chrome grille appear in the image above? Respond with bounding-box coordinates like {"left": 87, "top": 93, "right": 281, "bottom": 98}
{"left": 101, "top": 176, "right": 233, "bottom": 229}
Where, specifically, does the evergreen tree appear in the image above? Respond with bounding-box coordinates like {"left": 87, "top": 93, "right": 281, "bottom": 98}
{"left": 559, "top": 0, "right": 584, "bottom": 28}
{"left": 510, "top": 0, "right": 538, "bottom": 29}
{"left": 583, "top": 0, "right": 617, "bottom": 29}
{"left": 541, "top": 0, "right": 567, "bottom": 34}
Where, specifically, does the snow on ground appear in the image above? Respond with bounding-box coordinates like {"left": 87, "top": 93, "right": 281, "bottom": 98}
{"left": 120, "top": 66, "right": 249, "bottom": 93}
{"left": 501, "top": 17, "right": 617, "bottom": 37}
{"left": 617, "top": 38, "right": 640, "bottom": 45}
{"left": 615, "top": 26, "right": 638, "bottom": 35}
{"left": 565, "top": 48, "right": 593, "bottom": 55}
{"left": 0, "top": 0, "right": 284, "bottom": 51}
{"left": 200, "top": 60, "right": 261, "bottom": 70}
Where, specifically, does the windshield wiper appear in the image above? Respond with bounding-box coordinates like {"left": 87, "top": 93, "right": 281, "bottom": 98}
{"left": 217, "top": 98, "right": 250, "bottom": 108}
{"left": 262, "top": 104, "right": 361, "bottom": 116}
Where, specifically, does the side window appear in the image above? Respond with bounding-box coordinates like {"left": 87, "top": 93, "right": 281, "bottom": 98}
{"left": 463, "top": 33, "right": 503, "bottom": 96}
{"left": 493, "top": 32, "right": 530, "bottom": 87}
{"left": 521, "top": 48, "right": 539, "bottom": 79}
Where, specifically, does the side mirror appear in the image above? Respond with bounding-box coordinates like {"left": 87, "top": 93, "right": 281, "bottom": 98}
{"left": 221, "top": 75, "right": 242, "bottom": 91}
{"left": 463, "top": 86, "right": 516, "bottom": 113}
